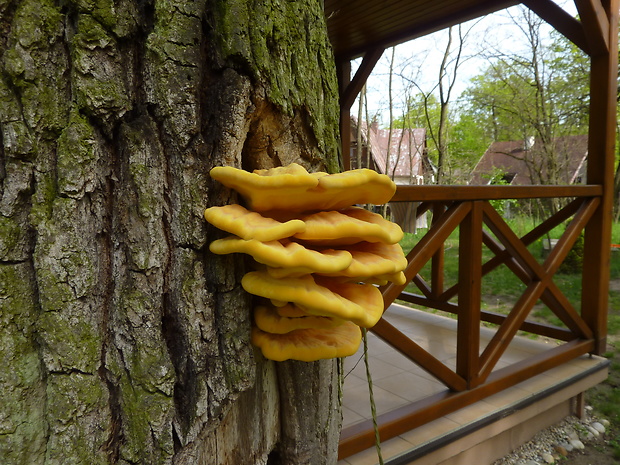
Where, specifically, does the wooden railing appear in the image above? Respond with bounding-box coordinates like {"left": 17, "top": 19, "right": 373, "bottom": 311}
{"left": 339, "top": 184, "right": 606, "bottom": 459}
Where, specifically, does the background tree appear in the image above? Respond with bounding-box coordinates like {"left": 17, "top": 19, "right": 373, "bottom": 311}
{"left": 461, "top": 6, "right": 590, "bottom": 214}
{"left": 0, "top": 1, "right": 342, "bottom": 464}
{"left": 464, "top": 11, "right": 589, "bottom": 143}
{"left": 394, "top": 23, "right": 478, "bottom": 184}
{"left": 393, "top": 93, "right": 440, "bottom": 182}
{"left": 447, "top": 111, "right": 493, "bottom": 183}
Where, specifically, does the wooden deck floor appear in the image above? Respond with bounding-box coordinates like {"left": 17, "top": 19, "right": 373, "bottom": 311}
{"left": 339, "top": 304, "right": 609, "bottom": 465}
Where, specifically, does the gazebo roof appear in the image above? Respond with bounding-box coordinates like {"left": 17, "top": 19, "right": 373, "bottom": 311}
{"left": 324, "top": 0, "right": 601, "bottom": 66}
{"left": 324, "top": 0, "right": 519, "bottom": 60}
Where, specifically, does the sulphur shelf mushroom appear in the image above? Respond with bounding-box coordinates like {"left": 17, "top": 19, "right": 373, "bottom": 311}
{"left": 209, "top": 237, "right": 353, "bottom": 274}
{"left": 210, "top": 163, "right": 396, "bottom": 212}
{"left": 253, "top": 303, "right": 341, "bottom": 334}
{"left": 294, "top": 207, "right": 404, "bottom": 245}
{"left": 267, "top": 241, "right": 407, "bottom": 282}
{"left": 205, "top": 163, "right": 408, "bottom": 362}
{"left": 204, "top": 204, "right": 306, "bottom": 241}
{"left": 241, "top": 271, "right": 384, "bottom": 328}
{"left": 251, "top": 320, "right": 362, "bottom": 362}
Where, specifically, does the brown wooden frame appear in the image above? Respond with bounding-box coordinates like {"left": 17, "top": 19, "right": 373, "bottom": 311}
{"left": 339, "top": 188, "right": 602, "bottom": 458}
{"left": 334, "top": 0, "right": 619, "bottom": 459}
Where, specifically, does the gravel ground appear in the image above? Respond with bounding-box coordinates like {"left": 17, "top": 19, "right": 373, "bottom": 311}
{"left": 492, "top": 406, "right": 615, "bottom": 465}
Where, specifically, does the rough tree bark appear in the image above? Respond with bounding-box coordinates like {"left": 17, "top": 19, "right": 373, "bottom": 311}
{"left": 0, "top": 1, "right": 342, "bottom": 464}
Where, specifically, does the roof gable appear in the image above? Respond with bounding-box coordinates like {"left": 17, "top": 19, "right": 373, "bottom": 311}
{"left": 470, "top": 135, "right": 588, "bottom": 185}
{"left": 353, "top": 120, "right": 426, "bottom": 181}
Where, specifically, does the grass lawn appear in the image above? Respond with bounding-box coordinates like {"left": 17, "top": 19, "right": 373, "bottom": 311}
{"left": 399, "top": 216, "right": 620, "bottom": 326}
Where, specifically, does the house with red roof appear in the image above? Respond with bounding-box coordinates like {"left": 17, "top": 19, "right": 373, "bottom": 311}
{"left": 349, "top": 118, "right": 427, "bottom": 231}
{"left": 470, "top": 135, "right": 588, "bottom": 186}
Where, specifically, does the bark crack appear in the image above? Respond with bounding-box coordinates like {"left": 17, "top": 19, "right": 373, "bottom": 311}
{"left": 98, "top": 130, "right": 122, "bottom": 464}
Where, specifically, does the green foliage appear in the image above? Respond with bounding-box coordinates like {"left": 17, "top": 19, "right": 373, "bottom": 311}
{"left": 448, "top": 112, "right": 493, "bottom": 173}
{"left": 462, "top": 64, "right": 531, "bottom": 142}
{"left": 558, "top": 221, "right": 585, "bottom": 275}
{"left": 481, "top": 168, "right": 517, "bottom": 216}
{"left": 388, "top": 12, "right": 591, "bottom": 185}
{"left": 460, "top": 29, "right": 590, "bottom": 143}
{"left": 393, "top": 93, "right": 442, "bottom": 165}
{"left": 399, "top": 215, "right": 620, "bottom": 316}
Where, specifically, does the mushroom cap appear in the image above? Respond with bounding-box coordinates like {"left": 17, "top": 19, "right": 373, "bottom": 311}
{"left": 312, "top": 169, "right": 396, "bottom": 210}
{"left": 210, "top": 164, "right": 320, "bottom": 211}
{"left": 318, "top": 271, "right": 406, "bottom": 286}
{"left": 312, "top": 277, "right": 384, "bottom": 327}
{"left": 251, "top": 320, "right": 362, "bottom": 361}
{"left": 254, "top": 304, "right": 341, "bottom": 334}
{"left": 241, "top": 271, "right": 384, "bottom": 328}
{"left": 294, "top": 207, "right": 404, "bottom": 245}
{"left": 348, "top": 241, "right": 408, "bottom": 267}
{"left": 317, "top": 242, "right": 408, "bottom": 280}
{"left": 209, "top": 237, "right": 352, "bottom": 274}
{"left": 210, "top": 165, "right": 396, "bottom": 212}
{"left": 266, "top": 266, "right": 322, "bottom": 279}
{"left": 276, "top": 303, "right": 310, "bottom": 317}
{"left": 366, "top": 271, "right": 407, "bottom": 286}
{"left": 204, "top": 204, "right": 306, "bottom": 241}
{"left": 340, "top": 207, "right": 404, "bottom": 242}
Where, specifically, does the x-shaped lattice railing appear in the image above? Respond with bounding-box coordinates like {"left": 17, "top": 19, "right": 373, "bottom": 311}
{"left": 376, "top": 196, "right": 599, "bottom": 390}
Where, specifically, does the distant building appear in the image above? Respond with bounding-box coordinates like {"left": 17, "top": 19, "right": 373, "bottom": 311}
{"left": 470, "top": 135, "right": 588, "bottom": 186}
{"left": 350, "top": 118, "right": 427, "bottom": 231}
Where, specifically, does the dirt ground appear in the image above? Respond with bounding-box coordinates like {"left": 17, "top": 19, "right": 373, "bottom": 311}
{"left": 562, "top": 442, "right": 619, "bottom": 465}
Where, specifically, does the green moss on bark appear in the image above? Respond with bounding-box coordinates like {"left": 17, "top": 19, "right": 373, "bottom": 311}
{"left": 45, "top": 373, "right": 110, "bottom": 465}
{"left": 66, "top": 0, "right": 139, "bottom": 38}
{"left": 34, "top": 197, "right": 102, "bottom": 373}
{"left": 9, "top": 0, "right": 63, "bottom": 49}
{"left": 212, "top": 0, "right": 341, "bottom": 170}
{"left": 4, "top": 0, "right": 69, "bottom": 134}
{"left": 145, "top": 1, "right": 203, "bottom": 147}
{"left": 109, "top": 276, "right": 176, "bottom": 464}
{"left": 0, "top": 216, "right": 22, "bottom": 258}
{"left": 56, "top": 110, "right": 99, "bottom": 198}
{"left": 71, "top": 14, "right": 131, "bottom": 124}
{"left": 0, "top": 264, "right": 47, "bottom": 465}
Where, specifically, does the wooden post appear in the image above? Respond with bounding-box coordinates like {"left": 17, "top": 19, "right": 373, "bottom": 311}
{"left": 582, "top": 0, "right": 618, "bottom": 354}
{"left": 337, "top": 48, "right": 384, "bottom": 171}
{"left": 338, "top": 60, "right": 352, "bottom": 170}
{"left": 431, "top": 203, "right": 447, "bottom": 298}
{"left": 457, "top": 201, "right": 483, "bottom": 388}
{"left": 573, "top": 391, "right": 586, "bottom": 419}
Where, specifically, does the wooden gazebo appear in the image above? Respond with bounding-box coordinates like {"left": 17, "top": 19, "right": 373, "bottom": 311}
{"left": 324, "top": 0, "right": 619, "bottom": 460}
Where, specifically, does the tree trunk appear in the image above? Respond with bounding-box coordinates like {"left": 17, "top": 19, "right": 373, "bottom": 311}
{"left": 0, "top": 1, "right": 342, "bottom": 464}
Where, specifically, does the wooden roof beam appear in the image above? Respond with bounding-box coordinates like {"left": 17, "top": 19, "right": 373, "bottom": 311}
{"left": 522, "top": 0, "right": 591, "bottom": 54}
{"left": 340, "top": 47, "right": 385, "bottom": 110}
{"left": 338, "top": 47, "right": 384, "bottom": 170}
{"left": 575, "top": 0, "right": 610, "bottom": 56}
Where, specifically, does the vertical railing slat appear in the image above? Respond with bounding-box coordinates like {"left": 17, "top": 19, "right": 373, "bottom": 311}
{"left": 457, "top": 201, "right": 483, "bottom": 388}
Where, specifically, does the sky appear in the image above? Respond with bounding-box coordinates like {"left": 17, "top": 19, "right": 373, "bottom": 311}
{"left": 351, "top": 1, "right": 579, "bottom": 126}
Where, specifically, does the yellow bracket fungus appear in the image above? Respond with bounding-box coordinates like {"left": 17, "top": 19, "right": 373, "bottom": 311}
{"left": 253, "top": 303, "right": 341, "bottom": 334}
{"left": 275, "top": 303, "right": 313, "bottom": 317}
{"left": 294, "top": 207, "right": 404, "bottom": 245}
{"left": 210, "top": 164, "right": 396, "bottom": 212}
{"left": 316, "top": 242, "right": 408, "bottom": 280}
{"left": 210, "top": 164, "right": 321, "bottom": 212}
{"left": 209, "top": 237, "right": 352, "bottom": 274}
{"left": 204, "top": 204, "right": 306, "bottom": 241}
{"left": 205, "top": 163, "right": 408, "bottom": 362}
{"left": 308, "top": 169, "right": 396, "bottom": 211}
{"left": 251, "top": 321, "right": 362, "bottom": 362}
{"left": 242, "top": 271, "right": 383, "bottom": 328}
